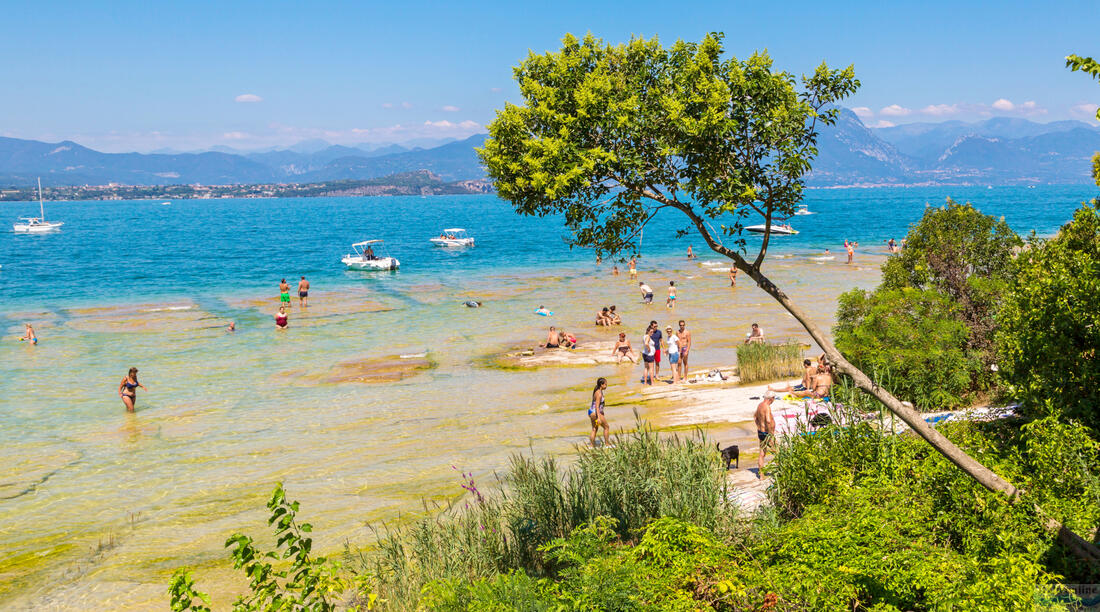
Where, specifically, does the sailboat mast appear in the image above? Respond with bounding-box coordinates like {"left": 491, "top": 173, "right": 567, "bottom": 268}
{"left": 38, "top": 178, "right": 45, "bottom": 220}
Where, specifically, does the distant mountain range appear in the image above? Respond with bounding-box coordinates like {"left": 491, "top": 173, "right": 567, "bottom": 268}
{"left": 809, "top": 109, "right": 1100, "bottom": 186}
{"left": 1, "top": 111, "right": 1098, "bottom": 188}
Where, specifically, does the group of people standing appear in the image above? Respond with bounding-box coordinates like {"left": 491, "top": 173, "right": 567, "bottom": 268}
{"left": 639, "top": 319, "right": 692, "bottom": 385}
{"left": 275, "top": 276, "right": 310, "bottom": 329}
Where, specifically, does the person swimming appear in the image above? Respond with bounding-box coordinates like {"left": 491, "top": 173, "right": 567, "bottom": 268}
{"left": 118, "top": 367, "right": 147, "bottom": 412}
{"left": 463, "top": 300, "right": 483, "bottom": 308}
{"left": 226, "top": 321, "right": 236, "bottom": 332}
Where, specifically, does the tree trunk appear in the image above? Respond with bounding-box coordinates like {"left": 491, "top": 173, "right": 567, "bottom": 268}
{"left": 741, "top": 265, "right": 1100, "bottom": 564}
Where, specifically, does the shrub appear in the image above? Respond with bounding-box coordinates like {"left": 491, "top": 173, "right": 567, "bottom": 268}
{"left": 996, "top": 201, "right": 1100, "bottom": 429}
{"left": 736, "top": 341, "right": 803, "bottom": 383}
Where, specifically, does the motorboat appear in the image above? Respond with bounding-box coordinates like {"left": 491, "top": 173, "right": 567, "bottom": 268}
{"left": 429, "top": 228, "right": 474, "bottom": 247}
{"left": 793, "top": 204, "right": 813, "bottom": 215}
{"left": 745, "top": 223, "right": 798, "bottom": 235}
{"left": 342, "top": 239, "right": 400, "bottom": 270}
{"left": 13, "top": 178, "right": 63, "bottom": 233}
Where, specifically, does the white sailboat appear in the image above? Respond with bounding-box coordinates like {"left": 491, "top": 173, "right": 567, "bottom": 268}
{"left": 13, "top": 178, "right": 63, "bottom": 233}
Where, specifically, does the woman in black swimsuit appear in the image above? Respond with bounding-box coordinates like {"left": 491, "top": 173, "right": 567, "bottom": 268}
{"left": 118, "top": 367, "right": 147, "bottom": 412}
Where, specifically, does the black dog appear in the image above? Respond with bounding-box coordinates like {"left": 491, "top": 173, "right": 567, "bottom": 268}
{"left": 716, "top": 442, "right": 739, "bottom": 470}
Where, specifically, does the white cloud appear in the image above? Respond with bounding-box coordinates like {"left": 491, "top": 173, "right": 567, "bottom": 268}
{"left": 490, "top": 87, "right": 502, "bottom": 93}
{"left": 992, "top": 98, "right": 1014, "bottom": 111}
{"left": 1070, "top": 102, "right": 1100, "bottom": 118}
{"left": 424, "top": 120, "right": 456, "bottom": 128}
{"left": 851, "top": 106, "right": 873, "bottom": 119}
{"left": 234, "top": 94, "right": 263, "bottom": 103}
{"left": 871, "top": 120, "right": 896, "bottom": 128}
{"left": 879, "top": 104, "right": 911, "bottom": 117}
{"left": 401, "top": 101, "right": 413, "bottom": 109}
{"left": 920, "top": 104, "right": 959, "bottom": 116}
{"left": 222, "top": 131, "right": 249, "bottom": 140}
{"left": 1018, "top": 100, "right": 1047, "bottom": 116}
{"left": 441, "top": 105, "right": 460, "bottom": 112}
{"left": 458, "top": 120, "right": 481, "bottom": 129}
{"left": 381, "top": 102, "right": 394, "bottom": 109}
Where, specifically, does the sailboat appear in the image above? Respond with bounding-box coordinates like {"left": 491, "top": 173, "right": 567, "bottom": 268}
{"left": 13, "top": 178, "right": 63, "bottom": 233}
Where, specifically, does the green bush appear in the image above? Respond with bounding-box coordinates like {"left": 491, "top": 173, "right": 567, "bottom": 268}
{"left": 360, "top": 423, "right": 735, "bottom": 608}
{"left": 834, "top": 287, "right": 983, "bottom": 411}
{"left": 736, "top": 341, "right": 803, "bottom": 383}
{"left": 996, "top": 201, "right": 1100, "bottom": 429}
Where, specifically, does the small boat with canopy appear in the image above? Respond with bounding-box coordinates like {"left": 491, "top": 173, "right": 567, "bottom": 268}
{"left": 342, "top": 239, "right": 400, "bottom": 270}
{"left": 429, "top": 228, "right": 474, "bottom": 247}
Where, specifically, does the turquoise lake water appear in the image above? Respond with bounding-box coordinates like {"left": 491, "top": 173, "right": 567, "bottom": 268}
{"left": 0, "top": 184, "right": 1093, "bottom": 609}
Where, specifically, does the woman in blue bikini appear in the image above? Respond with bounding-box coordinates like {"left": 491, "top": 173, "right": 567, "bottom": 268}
{"left": 118, "top": 367, "right": 147, "bottom": 412}
{"left": 588, "top": 377, "right": 610, "bottom": 447}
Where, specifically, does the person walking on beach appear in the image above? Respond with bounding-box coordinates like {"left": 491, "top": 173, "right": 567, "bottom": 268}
{"left": 676, "top": 320, "right": 692, "bottom": 380}
{"left": 279, "top": 278, "right": 291, "bottom": 309}
{"left": 639, "top": 282, "right": 653, "bottom": 305}
{"left": 588, "top": 377, "right": 610, "bottom": 447}
{"left": 754, "top": 393, "right": 776, "bottom": 479}
{"left": 118, "top": 367, "right": 147, "bottom": 413}
{"left": 845, "top": 240, "right": 854, "bottom": 265}
{"left": 612, "top": 332, "right": 636, "bottom": 363}
{"left": 665, "top": 325, "right": 681, "bottom": 384}
{"left": 274, "top": 306, "right": 289, "bottom": 330}
{"left": 628, "top": 256, "right": 637, "bottom": 279}
{"left": 666, "top": 281, "right": 677, "bottom": 309}
{"left": 22, "top": 323, "right": 38, "bottom": 345}
{"left": 728, "top": 266, "right": 737, "bottom": 286}
{"left": 687, "top": 245, "right": 695, "bottom": 259}
{"left": 641, "top": 325, "right": 656, "bottom": 385}
{"left": 612, "top": 264, "right": 619, "bottom": 276}
{"left": 297, "top": 276, "right": 310, "bottom": 308}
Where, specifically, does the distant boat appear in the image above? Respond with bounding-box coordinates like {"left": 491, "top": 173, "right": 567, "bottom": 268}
{"left": 745, "top": 223, "right": 798, "bottom": 235}
{"left": 13, "top": 178, "right": 63, "bottom": 233}
{"left": 429, "top": 228, "right": 475, "bottom": 247}
{"left": 342, "top": 239, "right": 400, "bottom": 270}
{"left": 793, "top": 204, "right": 813, "bottom": 215}
{"left": 161, "top": 201, "right": 171, "bottom": 205}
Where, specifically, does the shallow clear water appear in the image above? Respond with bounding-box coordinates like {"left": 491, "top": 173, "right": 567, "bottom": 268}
{"left": 0, "top": 185, "right": 1091, "bottom": 608}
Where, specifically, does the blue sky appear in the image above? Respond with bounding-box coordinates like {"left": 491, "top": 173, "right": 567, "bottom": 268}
{"left": 1, "top": 0, "right": 1097, "bottom": 152}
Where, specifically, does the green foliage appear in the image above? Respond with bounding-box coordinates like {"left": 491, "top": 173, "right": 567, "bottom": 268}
{"left": 478, "top": 32, "right": 858, "bottom": 257}
{"left": 835, "top": 287, "right": 982, "bottom": 410}
{"left": 169, "top": 483, "right": 360, "bottom": 612}
{"left": 361, "top": 424, "right": 734, "bottom": 608}
{"left": 1067, "top": 54, "right": 1100, "bottom": 121}
{"left": 834, "top": 201, "right": 1020, "bottom": 411}
{"left": 735, "top": 342, "right": 803, "bottom": 383}
{"left": 996, "top": 202, "right": 1100, "bottom": 429}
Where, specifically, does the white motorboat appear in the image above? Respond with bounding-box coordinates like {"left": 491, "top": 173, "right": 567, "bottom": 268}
{"left": 793, "top": 204, "right": 813, "bottom": 215}
{"left": 429, "top": 228, "right": 474, "bottom": 247}
{"left": 745, "top": 223, "right": 798, "bottom": 235}
{"left": 13, "top": 179, "right": 63, "bottom": 233}
{"left": 342, "top": 240, "right": 400, "bottom": 270}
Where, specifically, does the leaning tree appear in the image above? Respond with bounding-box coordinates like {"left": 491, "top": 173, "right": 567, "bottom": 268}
{"left": 479, "top": 32, "right": 1099, "bottom": 563}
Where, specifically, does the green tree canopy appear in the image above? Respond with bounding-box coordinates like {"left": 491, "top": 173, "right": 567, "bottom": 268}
{"left": 997, "top": 202, "right": 1100, "bottom": 429}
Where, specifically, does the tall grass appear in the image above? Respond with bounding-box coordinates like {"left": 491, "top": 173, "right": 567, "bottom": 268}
{"left": 736, "top": 341, "right": 803, "bottom": 383}
{"left": 355, "top": 421, "right": 735, "bottom": 609}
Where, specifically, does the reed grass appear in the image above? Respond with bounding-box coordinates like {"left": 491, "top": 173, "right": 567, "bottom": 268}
{"left": 736, "top": 341, "right": 804, "bottom": 383}
{"left": 355, "top": 421, "right": 735, "bottom": 609}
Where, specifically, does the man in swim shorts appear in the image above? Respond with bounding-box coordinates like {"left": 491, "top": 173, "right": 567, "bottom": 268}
{"left": 280, "top": 278, "right": 291, "bottom": 308}
{"left": 754, "top": 393, "right": 777, "bottom": 479}
{"left": 676, "top": 320, "right": 692, "bottom": 380}
{"left": 545, "top": 326, "right": 560, "bottom": 348}
{"left": 649, "top": 321, "right": 662, "bottom": 378}
{"left": 639, "top": 282, "right": 653, "bottom": 305}
{"left": 297, "top": 276, "right": 310, "bottom": 308}
{"left": 629, "top": 256, "right": 637, "bottom": 279}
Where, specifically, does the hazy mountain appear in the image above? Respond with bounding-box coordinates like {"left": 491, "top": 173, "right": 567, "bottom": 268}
{"left": 807, "top": 108, "right": 914, "bottom": 186}
{"left": 299, "top": 134, "right": 487, "bottom": 182}
{"left": 874, "top": 117, "right": 1100, "bottom": 162}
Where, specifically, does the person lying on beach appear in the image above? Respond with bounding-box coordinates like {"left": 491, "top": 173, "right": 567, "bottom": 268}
{"left": 545, "top": 326, "right": 560, "bottom": 348}
{"left": 596, "top": 307, "right": 612, "bottom": 326}
{"left": 608, "top": 305, "right": 621, "bottom": 325}
{"left": 744, "top": 323, "right": 764, "bottom": 344}
{"left": 612, "top": 332, "right": 636, "bottom": 363}
{"left": 770, "top": 365, "right": 833, "bottom": 399}
{"left": 639, "top": 282, "right": 653, "bottom": 304}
